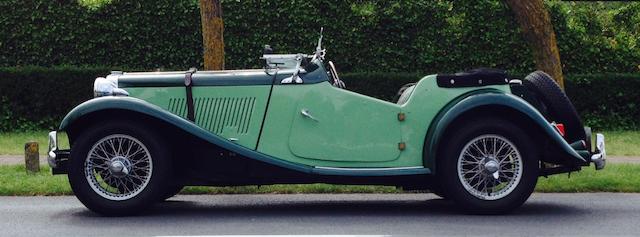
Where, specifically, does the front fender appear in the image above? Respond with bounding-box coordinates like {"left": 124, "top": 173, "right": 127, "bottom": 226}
{"left": 60, "top": 96, "right": 185, "bottom": 131}
{"left": 425, "top": 91, "right": 586, "bottom": 170}
{"left": 59, "top": 96, "right": 317, "bottom": 174}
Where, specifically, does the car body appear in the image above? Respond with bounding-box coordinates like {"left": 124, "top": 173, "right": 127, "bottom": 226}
{"left": 48, "top": 37, "right": 606, "bottom": 215}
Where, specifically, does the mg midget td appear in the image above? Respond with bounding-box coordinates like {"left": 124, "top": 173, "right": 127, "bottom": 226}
{"left": 48, "top": 33, "right": 605, "bottom": 216}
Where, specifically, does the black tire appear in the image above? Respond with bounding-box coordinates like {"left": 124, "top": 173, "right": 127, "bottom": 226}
{"left": 159, "top": 185, "right": 184, "bottom": 201}
{"left": 437, "top": 118, "right": 539, "bottom": 214}
{"left": 68, "top": 120, "right": 172, "bottom": 216}
{"left": 523, "top": 71, "right": 586, "bottom": 144}
{"left": 429, "top": 187, "right": 448, "bottom": 200}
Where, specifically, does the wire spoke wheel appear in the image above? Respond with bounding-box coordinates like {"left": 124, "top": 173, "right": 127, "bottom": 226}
{"left": 457, "top": 134, "right": 523, "bottom": 200}
{"left": 84, "top": 134, "right": 153, "bottom": 201}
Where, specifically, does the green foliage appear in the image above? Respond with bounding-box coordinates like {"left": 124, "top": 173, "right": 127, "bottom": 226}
{"left": 0, "top": 0, "right": 638, "bottom": 74}
{"left": 0, "top": 0, "right": 202, "bottom": 69}
{"left": 565, "top": 74, "right": 640, "bottom": 130}
{"left": 77, "top": 0, "right": 113, "bottom": 10}
{"left": 547, "top": 2, "right": 640, "bottom": 74}
{"left": 0, "top": 67, "right": 637, "bottom": 131}
{"left": 0, "top": 67, "right": 110, "bottom": 131}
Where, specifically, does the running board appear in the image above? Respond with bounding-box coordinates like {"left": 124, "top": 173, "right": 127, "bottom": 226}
{"left": 312, "top": 166, "right": 431, "bottom": 176}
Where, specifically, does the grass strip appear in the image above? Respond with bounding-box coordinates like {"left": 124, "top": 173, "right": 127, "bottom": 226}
{"left": 599, "top": 130, "right": 640, "bottom": 156}
{"left": 536, "top": 164, "right": 640, "bottom": 192}
{"left": 0, "top": 164, "right": 638, "bottom": 196}
{"left": 0, "top": 131, "right": 70, "bottom": 156}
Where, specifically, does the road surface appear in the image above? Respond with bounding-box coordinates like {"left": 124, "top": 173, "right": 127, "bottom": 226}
{"left": 0, "top": 193, "right": 638, "bottom": 236}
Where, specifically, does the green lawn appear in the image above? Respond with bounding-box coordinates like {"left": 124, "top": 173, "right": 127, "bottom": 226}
{"left": 597, "top": 130, "right": 640, "bottom": 156}
{"left": 536, "top": 164, "right": 640, "bottom": 192}
{"left": 0, "top": 131, "right": 69, "bottom": 155}
{"left": 0, "top": 130, "right": 638, "bottom": 156}
{"left": 0, "top": 164, "right": 638, "bottom": 196}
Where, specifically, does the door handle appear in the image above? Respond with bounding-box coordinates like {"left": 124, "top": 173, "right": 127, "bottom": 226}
{"left": 301, "top": 109, "right": 319, "bottom": 122}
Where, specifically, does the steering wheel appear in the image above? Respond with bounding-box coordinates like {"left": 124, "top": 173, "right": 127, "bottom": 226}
{"left": 327, "top": 61, "right": 346, "bottom": 89}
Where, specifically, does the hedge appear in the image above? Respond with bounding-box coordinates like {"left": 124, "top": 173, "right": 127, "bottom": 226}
{"left": 565, "top": 74, "right": 640, "bottom": 130}
{"left": 0, "top": 0, "right": 639, "bottom": 74}
{"left": 0, "top": 67, "right": 638, "bottom": 131}
{"left": 0, "top": 67, "right": 110, "bottom": 131}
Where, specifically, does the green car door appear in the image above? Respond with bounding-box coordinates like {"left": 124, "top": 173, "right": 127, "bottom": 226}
{"left": 259, "top": 82, "right": 403, "bottom": 164}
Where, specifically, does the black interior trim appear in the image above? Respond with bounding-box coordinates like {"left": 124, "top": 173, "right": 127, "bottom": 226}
{"left": 437, "top": 68, "right": 509, "bottom": 88}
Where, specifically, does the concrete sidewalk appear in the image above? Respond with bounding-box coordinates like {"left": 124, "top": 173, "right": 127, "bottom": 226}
{"left": 1, "top": 154, "right": 639, "bottom": 166}
{"left": 0, "top": 155, "right": 48, "bottom": 166}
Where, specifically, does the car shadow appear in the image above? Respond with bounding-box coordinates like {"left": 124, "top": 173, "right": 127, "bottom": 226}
{"left": 66, "top": 195, "right": 584, "bottom": 219}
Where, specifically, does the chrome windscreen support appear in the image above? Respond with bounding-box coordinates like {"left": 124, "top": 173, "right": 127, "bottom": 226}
{"left": 280, "top": 53, "right": 304, "bottom": 84}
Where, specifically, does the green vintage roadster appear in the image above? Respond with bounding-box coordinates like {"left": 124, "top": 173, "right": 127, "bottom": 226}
{"left": 48, "top": 32, "right": 605, "bottom": 216}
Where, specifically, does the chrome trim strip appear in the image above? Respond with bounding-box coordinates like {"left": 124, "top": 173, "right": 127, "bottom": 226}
{"left": 314, "top": 166, "right": 425, "bottom": 171}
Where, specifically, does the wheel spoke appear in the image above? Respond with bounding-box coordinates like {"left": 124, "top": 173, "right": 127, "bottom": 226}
{"left": 461, "top": 159, "right": 480, "bottom": 165}
{"left": 87, "top": 160, "right": 109, "bottom": 169}
{"left": 470, "top": 143, "right": 487, "bottom": 157}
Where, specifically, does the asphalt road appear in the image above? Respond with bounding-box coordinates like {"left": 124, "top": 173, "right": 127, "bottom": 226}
{"left": 1, "top": 193, "right": 638, "bottom": 237}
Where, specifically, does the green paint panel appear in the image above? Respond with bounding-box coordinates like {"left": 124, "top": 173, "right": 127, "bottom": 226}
{"left": 125, "top": 86, "right": 270, "bottom": 149}
{"left": 288, "top": 83, "right": 402, "bottom": 162}
{"left": 258, "top": 77, "right": 511, "bottom": 168}
{"left": 400, "top": 76, "right": 512, "bottom": 169}
{"left": 60, "top": 73, "right": 584, "bottom": 175}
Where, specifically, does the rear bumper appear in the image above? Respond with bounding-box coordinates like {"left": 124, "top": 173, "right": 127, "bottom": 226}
{"left": 540, "top": 130, "right": 605, "bottom": 176}
{"left": 590, "top": 133, "right": 606, "bottom": 170}
{"left": 47, "top": 131, "right": 69, "bottom": 175}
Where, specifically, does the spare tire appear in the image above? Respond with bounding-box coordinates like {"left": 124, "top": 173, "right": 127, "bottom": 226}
{"left": 523, "top": 71, "right": 586, "bottom": 144}
{"left": 394, "top": 82, "right": 417, "bottom": 104}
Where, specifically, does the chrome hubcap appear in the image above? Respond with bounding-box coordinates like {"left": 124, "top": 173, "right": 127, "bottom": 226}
{"left": 84, "top": 134, "right": 153, "bottom": 201}
{"left": 483, "top": 158, "right": 499, "bottom": 178}
{"left": 457, "top": 134, "right": 523, "bottom": 200}
{"left": 108, "top": 156, "right": 131, "bottom": 178}
{"left": 484, "top": 159, "right": 498, "bottom": 172}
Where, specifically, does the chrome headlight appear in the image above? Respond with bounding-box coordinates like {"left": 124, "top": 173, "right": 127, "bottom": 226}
{"left": 93, "top": 72, "right": 129, "bottom": 97}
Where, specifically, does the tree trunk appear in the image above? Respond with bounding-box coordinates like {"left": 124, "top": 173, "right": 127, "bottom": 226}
{"left": 504, "top": 0, "right": 565, "bottom": 89}
{"left": 199, "top": 0, "right": 224, "bottom": 70}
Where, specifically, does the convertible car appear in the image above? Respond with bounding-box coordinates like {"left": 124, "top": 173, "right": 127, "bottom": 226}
{"left": 48, "top": 32, "right": 605, "bottom": 216}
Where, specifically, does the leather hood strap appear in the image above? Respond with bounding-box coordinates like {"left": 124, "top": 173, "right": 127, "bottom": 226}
{"left": 184, "top": 68, "right": 197, "bottom": 122}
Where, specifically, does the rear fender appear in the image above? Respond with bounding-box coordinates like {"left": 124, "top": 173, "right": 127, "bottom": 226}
{"left": 425, "top": 91, "right": 586, "bottom": 172}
